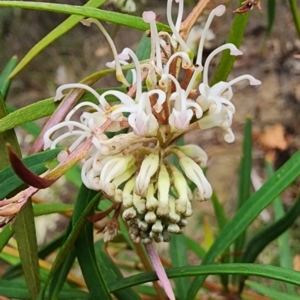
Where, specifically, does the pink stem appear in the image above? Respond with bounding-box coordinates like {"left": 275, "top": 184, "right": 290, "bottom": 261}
{"left": 145, "top": 243, "right": 175, "bottom": 300}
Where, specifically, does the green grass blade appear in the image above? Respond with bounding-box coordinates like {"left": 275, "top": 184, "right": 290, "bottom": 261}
{"left": 0, "top": 56, "right": 17, "bottom": 99}
{"left": 211, "top": 192, "right": 228, "bottom": 230}
{"left": 266, "top": 161, "right": 294, "bottom": 294}
{"left": 0, "top": 98, "right": 58, "bottom": 133}
{"left": 0, "top": 92, "right": 40, "bottom": 299}
{"left": 186, "top": 150, "right": 300, "bottom": 299}
{"left": 232, "top": 117, "right": 252, "bottom": 285}
{"left": 38, "top": 193, "right": 101, "bottom": 300}
{"left": 9, "top": 0, "right": 106, "bottom": 79}
{"left": 13, "top": 202, "right": 41, "bottom": 299}
{"left": 48, "top": 217, "right": 83, "bottom": 299}
{"left": 288, "top": 0, "right": 300, "bottom": 39}
{"left": 238, "top": 193, "right": 300, "bottom": 291}
{"left": 95, "top": 239, "right": 141, "bottom": 300}
{"left": 2, "top": 233, "right": 66, "bottom": 280}
{"left": 73, "top": 185, "right": 112, "bottom": 299}
{"left": 184, "top": 236, "right": 206, "bottom": 259}
{"left": 210, "top": 0, "right": 249, "bottom": 85}
{"left": 246, "top": 280, "right": 299, "bottom": 300}
{"left": 0, "top": 2, "right": 170, "bottom": 33}
{"left": 266, "top": 0, "right": 276, "bottom": 37}
{"left": 169, "top": 234, "right": 190, "bottom": 299}
{"left": 0, "top": 226, "right": 14, "bottom": 252}
{"left": 109, "top": 264, "right": 300, "bottom": 292}
{"left": 0, "top": 278, "right": 88, "bottom": 299}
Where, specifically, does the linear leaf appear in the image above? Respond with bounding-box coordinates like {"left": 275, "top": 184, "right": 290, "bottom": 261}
{"left": 95, "top": 239, "right": 141, "bottom": 300}
{"left": 170, "top": 234, "right": 190, "bottom": 299}
{"left": 0, "top": 56, "right": 17, "bottom": 100}
{"left": 184, "top": 236, "right": 206, "bottom": 259}
{"left": 266, "top": 161, "right": 295, "bottom": 294}
{"left": 0, "top": 92, "right": 40, "bottom": 299}
{"left": 9, "top": 0, "right": 106, "bottom": 79}
{"left": 73, "top": 184, "right": 112, "bottom": 299}
{"left": 232, "top": 117, "right": 252, "bottom": 285}
{"left": 239, "top": 190, "right": 300, "bottom": 292}
{"left": 246, "top": 280, "right": 299, "bottom": 300}
{"left": 109, "top": 264, "right": 300, "bottom": 292}
{"left": 38, "top": 192, "right": 101, "bottom": 299}
{"left": 210, "top": 0, "right": 249, "bottom": 85}
{"left": 2, "top": 233, "right": 66, "bottom": 280}
{"left": 186, "top": 151, "right": 300, "bottom": 299}
{"left": 0, "top": 279, "right": 88, "bottom": 299}
{"left": 266, "top": 0, "right": 276, "bottom": 37}
{"left": 0, "top": 2, "right": 170, "bottom": 32}
{"left": 288, "top": 0, "right": 300, "bottom": 40}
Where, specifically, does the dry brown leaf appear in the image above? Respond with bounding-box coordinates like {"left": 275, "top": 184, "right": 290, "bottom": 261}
{"left": 254, "top": 123, "right": 288, "bottom": 151}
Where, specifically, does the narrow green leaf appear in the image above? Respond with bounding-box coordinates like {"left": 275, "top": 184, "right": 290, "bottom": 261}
{"left": 38, "top": 192, "right": 101, "bottom": 300}
{"left": 170, "top": 234, "right": 190, "bottom": 299}
{"left": 109, "top": 264, "right": 300, "bottom": 292}
{"left": 186, "top": 151, "right": 300, "bottom": 300}
{"left": 0, "top": 148, "right": 61, "bottom": 199}
{"left": 33, "top": 203, "right": 73, "bottom": 216}
{"left": 0, "top": 98, "right": 58, "bottom": 134}
{"left": 232, "top": 117, "right": 252, "bottom": 285}
{"left": 0, "top": 56, "right": 18, "bottom": 100}
{"left": 2, "top": 233, "right": 66, "bottom": 280}
{"left": 0, "top": 226, "right": 14, "bottom": 252}
{"left": 73, "top": 184, "right": 112, "bottom": 300}
{"left": 9, "top": 0, "right": 106, "bottom": 79}
{"left": 0, "top": 91, "right": 40, "bottom": 299}
{"left": 13, "top": 202, "right": 41, "bottom": 299}
{"left": 211, "top": 192, "right": 228, "bottom": 229}
{"left": 288, "top": 0, "right": 300, "bottom": 40}
{"left": 0, "top": 279, "right": 88, "bottom": 299}
{"left": 246, "top": 280, "right": 299, "bottom": 300}
{"left": 48, "top": 221, "right": 77, "bottom": 300}
{"left": 184, "top": 236, "right": 206, "bottom": 259}
{"left": 266, "top": 161, "right": 295, "bottom": 294}
{"left": 0, "top": 2, "right": 170, "bottom": 33}
{"left": 266, "top": 0, "right": 276, "bottom": 37}
{"left": 7, "top": 106, "right": 41, "bottom": 137}
{"left": 210, "top": 0, "right": 249, "bottom": 85}
{"left": 95, "top": 239, "right": 141, "bottom": 300}
{"left": 0, "top": 93, "right": 19, "bottom": 168}
{"left": 238, "top": 166, "right": 300, "bottom": 293}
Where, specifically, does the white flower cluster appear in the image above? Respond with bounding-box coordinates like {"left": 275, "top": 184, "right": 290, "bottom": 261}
{"left": 44, "top": 1, "right": 261, "bottom": 243}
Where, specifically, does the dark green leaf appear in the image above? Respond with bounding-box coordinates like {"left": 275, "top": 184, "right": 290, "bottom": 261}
{"left": 95, "top": 239, "right": 141, "bottom": 300}
{"left": 210, "top": 0, "right": 249, "bottom": 85}
{"left": 246, "top": 280, "right": 299, "bottom": 300}
{"left": 38, "top": 191, "right": 101, "bottom": 299}
{"left": 0, "top": 278, "right": 88, "bottom": 299}
{"left": 288, "top": 0, "right": 300, "bottom": 39}
{"left": 73, "top": 184, "right": 112, "bottom": 300}
{"left": 170, "top": 234, "right": 190, "bottom": 299}
{"left": 0, "top": 56, "right": 18, "bottom": 100}
{"left": 266, "top": 0, "right": 276, "bottom": 37}
{"left": 0, "top": 2, "right": 170, "bottom": 32}
{"left": 186, "top": 151, "right": 300, "bottom": 300}
{"left": 109, "top": 264, "right": 300, "bottom": 292}
{"left": 239, "top": 191, "right": 300, "bottom": 292}
{"left": 0, "top": 91, "right": 40, "bottom": 299}
{"left": 232, "top": 117, "right": 252, "bottom": 285}
{"left": 184, "top": 236, "right": 206, "bottom": 259}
